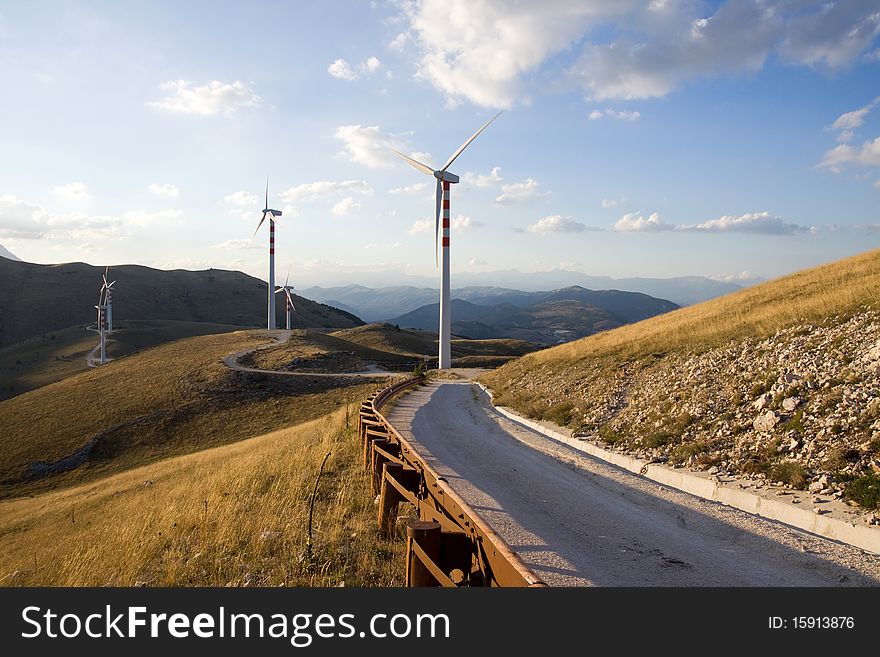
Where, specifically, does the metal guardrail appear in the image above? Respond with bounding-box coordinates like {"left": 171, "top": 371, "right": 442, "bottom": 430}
{"left": 359, "top": 377, "right": 546, "bottom": 587}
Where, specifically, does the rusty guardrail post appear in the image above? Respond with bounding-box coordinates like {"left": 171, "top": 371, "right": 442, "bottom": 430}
{"left": 377, "top": 462, "right": 403, "bottom": 538}
{"left": 406, "top": 520, "right": 441, "bottom": 587}
{"left": 363, "top": 428, "right": 387, "bottom": 470}
{"left": 370, "top": 438, "right": 389, "bottom": 496}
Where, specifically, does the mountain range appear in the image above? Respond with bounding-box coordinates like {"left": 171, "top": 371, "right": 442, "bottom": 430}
{"left": 300, "top": 274, "right": 742, "bottom": 322}
{"left": 385, "top": 286, "right": 679, "bottom": 344}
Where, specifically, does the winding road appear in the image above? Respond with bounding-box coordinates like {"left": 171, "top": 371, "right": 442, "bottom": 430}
{"left": 386, "top": 380, "right": 880, "bottom": 586}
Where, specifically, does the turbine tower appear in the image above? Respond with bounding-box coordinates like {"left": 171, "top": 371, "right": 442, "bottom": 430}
{"left": 94, "top": 304, "right": 106, "bottom": 365}
{"left": 392, "top": 111, "right": 501, "bottom": 369}
{"left": 275, "top": 265, "right": 296, "bottom": 330}
{"left": 101, "top": 266, "right": 116, "bottom": 333}
{"left": 254, "top": 175, "right": 282, "bottom": 330}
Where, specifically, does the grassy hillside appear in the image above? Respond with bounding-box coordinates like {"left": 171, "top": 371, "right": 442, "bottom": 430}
{"left": 0, "top": 319, "right": 245, "bottom": 401}
{"left": 241, "top": 325, "right": 539, "bottom": 372}
{"left": 0, "top": 330, "right": 381, "bottom": 497}
{"left": 0, "top": 410, "right": 406, "bottom": 586}
{"left": 483, "top": 249, "right": 880, "bottom": 511}
{"left": 0, "top": 258, "right": 363, "bottom": 348}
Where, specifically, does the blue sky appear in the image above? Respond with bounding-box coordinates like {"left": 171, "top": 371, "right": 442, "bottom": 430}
{"left": 1, "top": 0, "right": 878, "bottom": 287}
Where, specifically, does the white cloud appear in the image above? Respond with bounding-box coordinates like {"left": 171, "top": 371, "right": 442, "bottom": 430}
{"left": 819, "top": 137, "right": 880, "bottom": 171}
{"left": 402, "top": 0, "right": 612, "bottom": 108}
{"left": 331, "top": 196, "right": 362, "bottom": 216}
{"left": 398, "top": 1, "right": 880, "bottom": 107}
{"left": 212, "top": 239, "right": 261, "bottom": 250}
{"left": 0, "top": 195, "right": 129, "bottom": 240}
{"left": 148, "top": 80, "right": 261, "bottom": 116}
{"left": 362, "top": 56, "right": 382, "bottom": 73}
{"left": 224, "top": 191, "right": 261, "bottom": 206}
{"left": 527, "top": 215, "right": 588, "bottom": 233}
{"left": 388, "top": 32, "right": 410, "bottom": 51}
{"left": 462, "top": 166, "right": 503, "bottom": 187}
{"left": 687, "top": 211, "right": 810, "bottom": 235}
{"left": 52, "top": 182, "right": 90, "bottom": 201}
{"left": 328, "top": 59, "right": 357, "bottom": 80}
{"left": 408, "top": 218, "right": 433, "bottom": 235}
{"left": 831, "top": 97, "right": 880, "bottom": 132}
{"left": 149, "top": 183, "right": 179, "bottom": 197}
{"left": 121, "top": 209, "right": 183, "bottom": 227}
{"left": 279, "top": 180, "right": 373, "bottom": 204}
{"left": 389, "top": 182, "right": 427, "bottom": 195}
{"left": 328, "top": 56, "right": 384, "bottom": 80}
{"left": 589, "top": 108, "right": 641, "bottom": 121}
{"left": 334, "top": 124, "right": 406, "bottom": 168}
{"left": 601, "top": 196, "right": 627, "bottom": 208}
{"left": 875, "top": 179, "right": 880, "bottom": 189}
{"left": 613, "top": 211, "right": 672, "bottom": 232}
{"left": 495, "top": 178, "right": 545, "bottom": 204}
{"left": 451, "top": 214, "right": 482, "bottom": 230}
{"left": 408, "top": 214, "right": 481, "bottom": 235}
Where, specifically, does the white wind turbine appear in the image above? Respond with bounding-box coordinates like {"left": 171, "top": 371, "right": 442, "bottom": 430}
{"left": 93, "top": 277, "right": 107, "bottom": 365}
{"left": 392, "top": 111, "right": 502, "bottom": 369}
{"left": 100, "top": 266, "right": 116, "bottom": 333}
{"left": 275, "top": 265, "right": 296, "bottom": 330}
{"left": 253, "top": 175, "right": 283, "bottom": 330}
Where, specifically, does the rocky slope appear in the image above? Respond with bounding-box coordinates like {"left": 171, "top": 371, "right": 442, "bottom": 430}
{"left": 487, "top": 309, "right": 880, "bottom": 522}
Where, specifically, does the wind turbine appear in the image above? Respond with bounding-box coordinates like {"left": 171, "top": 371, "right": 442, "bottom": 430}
{"left": 253, "top": 175, "right": 283, "bottom": 330}
{"left": 275, "top": 264, "right": 296, "bottom": 330}
{"left": 101, "top": 266, "right": 116, "bottom": 333}
{"left": 391, "top": 111, "right": 502, "bottom": 369}
{"left": 94, "top": 276, "right": 107, "bottom": 365}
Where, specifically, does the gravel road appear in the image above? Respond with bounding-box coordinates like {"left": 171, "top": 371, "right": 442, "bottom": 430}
{"left": 385, "top": 380, "right": 880, "bottom": 586}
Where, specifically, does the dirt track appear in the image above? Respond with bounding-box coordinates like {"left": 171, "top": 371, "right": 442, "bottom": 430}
{"left": 385, "top": 380, "right": 880, "bottom": 586}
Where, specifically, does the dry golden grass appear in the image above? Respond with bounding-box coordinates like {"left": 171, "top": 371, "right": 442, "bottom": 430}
{"left": 0, "top": 409, "right": 406, "bottom": 586}
{"left": 0, "top": 330, "right": 378, "bottom": 497}
{"left": 528, "top": 248, "right": 880, "bottom": 365}
{"left": 245, "top": 329, "right": 416, "bottom": 371}
{"left": 330, "top": 323, "right": 434, "bottom": 357}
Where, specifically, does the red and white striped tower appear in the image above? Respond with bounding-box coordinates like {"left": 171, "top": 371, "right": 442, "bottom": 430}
{"left": 390, "top": 111, "right": 501, "bottom": 369}
{"left": 439, "top": 180, "right": 453, "bottom": 369}
{"left": 268, "top": 218, "right": 276, "bottom": 330}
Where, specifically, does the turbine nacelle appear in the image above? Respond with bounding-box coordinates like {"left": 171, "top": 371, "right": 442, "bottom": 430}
{"left": 434, "top": 170, "right": 459, "bottom": 184}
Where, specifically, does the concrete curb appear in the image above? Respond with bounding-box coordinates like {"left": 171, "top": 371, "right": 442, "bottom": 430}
{"left": 474, "top": 383, "right": 880, "bottom": 555}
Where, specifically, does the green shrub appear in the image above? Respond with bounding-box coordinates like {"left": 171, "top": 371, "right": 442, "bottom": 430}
{"left": 544, "top": 401, "right": 575, "bottom": 427}
{"left": 770, "top": 461, "right": 808, "bottom": 489}
{"left": 844, "top": 474, "right": 880, "bottom": 510}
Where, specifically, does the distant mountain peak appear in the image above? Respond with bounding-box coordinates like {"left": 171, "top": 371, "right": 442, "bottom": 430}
{"left": 0, "top": 244, "right": 22, "bottom": 261}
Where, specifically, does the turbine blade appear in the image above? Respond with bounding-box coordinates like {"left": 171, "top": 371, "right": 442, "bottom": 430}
{"left": 434, "top": 178, "right": 442, "bottom": 268}
{"left": 286, "top": 290, "right": 295, "bottom": 310}
{"left": 441, "top": 110, "right": 502, "bottom": 172}
{"left": 265, "top": 173, "right": 269, "bottom": 209}
{"left": 285, "top": 264, "right": 291, "bottom": 287}
{"left": 391, "top": 149, "right": 434, "bottom": 176}
{"left": 253, "top": 211, "right": 269, "bottom": 238}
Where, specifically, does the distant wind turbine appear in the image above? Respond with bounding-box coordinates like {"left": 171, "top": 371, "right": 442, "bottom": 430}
{"left": 253, "top": 174, "right": 283, "bottom": 330}
{"left": 275, "top": 264, "right": 296, "bottom": 330}
{"left": 101, "top": 266, "right": 116, "bottom": 333}
{"left": 391, "top": 111, "right": 502, "bottom": 369}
